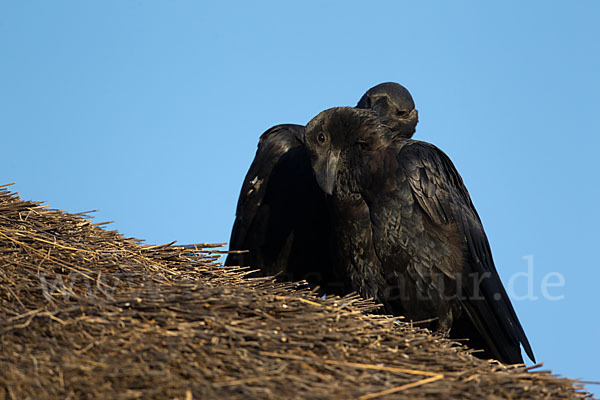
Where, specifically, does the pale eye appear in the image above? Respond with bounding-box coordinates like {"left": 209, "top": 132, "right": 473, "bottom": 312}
{"left": 317, "top": 133, "right": 325, "bottom": 143}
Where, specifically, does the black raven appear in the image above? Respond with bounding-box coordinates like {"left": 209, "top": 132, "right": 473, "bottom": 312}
{"left": 225, "top": 83, "right": 418, "bottom": 293}
{"left": 303, "top": 106, "right": 535, "bottom": 364}
{"left": 225, "top": 123, "right": 334, "bottom": 288}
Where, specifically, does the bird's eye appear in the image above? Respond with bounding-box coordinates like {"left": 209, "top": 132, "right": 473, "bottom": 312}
{"left": 317, "top": 133, "right": 326, "bottom": 143}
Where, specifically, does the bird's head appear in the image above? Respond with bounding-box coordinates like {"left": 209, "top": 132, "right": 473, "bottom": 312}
{"left": 304, "top": 107, "right": 388, "bottom": 195}
{"left": 356, "top": 82, "right": 418, "bottom": 138}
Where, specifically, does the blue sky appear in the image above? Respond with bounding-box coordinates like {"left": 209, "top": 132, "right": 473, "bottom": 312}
{"left": 2, "top": 1, "right": 599, "bottom": 394}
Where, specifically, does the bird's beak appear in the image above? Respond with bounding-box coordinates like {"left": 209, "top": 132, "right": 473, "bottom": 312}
{"left": 314, "top": 150, "right": 340, "bottom": 195}
{"left": 408, "top": 108, "right": 418, "bottom": 121}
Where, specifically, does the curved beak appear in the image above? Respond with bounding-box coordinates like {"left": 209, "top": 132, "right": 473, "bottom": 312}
{"left": 314, "top": 149, "right": 340, "bottom": 195}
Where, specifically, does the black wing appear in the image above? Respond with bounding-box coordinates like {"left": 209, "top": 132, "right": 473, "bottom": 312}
{"left": 226, "top": 124, "right": 333, "bottom": 289}
{"left": 398, "top": 141, "right": 535, "bottom": 364}
{"left": 226, "top": 124, "right": 304, "bottom": 270}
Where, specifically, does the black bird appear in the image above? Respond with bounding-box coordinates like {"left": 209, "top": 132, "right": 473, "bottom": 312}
{"left": 226, "top": 123, "right": 333, "bottom": 288}
{"left": 303, "top": 106, "right": 535, "bottom": 364}
{"left": 356, "top": 82, "right": 418, "bottom": 135}
{"left": 225, "top": 83, "right": 418, "bottom": 293}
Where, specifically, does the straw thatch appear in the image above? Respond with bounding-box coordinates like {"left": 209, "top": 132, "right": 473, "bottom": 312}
{"left": 0, "top": 184, "right": 593, "bottom": 399}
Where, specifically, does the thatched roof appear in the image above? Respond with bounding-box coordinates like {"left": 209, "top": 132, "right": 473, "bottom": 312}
{"left": 0, "top": 184, "right": 592, "bottom": 399}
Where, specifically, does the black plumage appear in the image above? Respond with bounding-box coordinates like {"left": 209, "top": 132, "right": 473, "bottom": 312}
{"left": 226, "top": 123, "right": 336, "bottom": 289}
{"left": 225, "top": 83, "right": 418, "bottom": 293}
{"left": 356, "top": 82, "right": 418, "bottom": 135}
{"left": 303, "top": 107, "right": 535, "bottom": 364}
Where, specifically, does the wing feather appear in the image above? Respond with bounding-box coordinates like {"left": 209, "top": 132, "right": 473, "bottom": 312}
{"left": 226, "top": 124, "right": 304, "bottom": 268}
{"left": 398, "top": 141, "right": 535, "bottom": 363}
